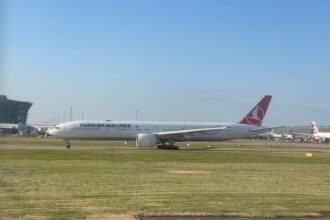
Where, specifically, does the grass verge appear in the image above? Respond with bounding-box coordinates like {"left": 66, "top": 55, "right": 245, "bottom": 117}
{"left": 1, "top": 149, "right": 330, "bottom": 219}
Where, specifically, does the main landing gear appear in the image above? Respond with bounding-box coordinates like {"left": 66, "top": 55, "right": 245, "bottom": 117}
{"left": 157, "top": 144, "right": 179, "bottom": 150}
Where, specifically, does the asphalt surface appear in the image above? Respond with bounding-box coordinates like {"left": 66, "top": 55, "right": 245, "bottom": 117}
{"left": 0, "top": 140, "right": 330, "bottom": 154}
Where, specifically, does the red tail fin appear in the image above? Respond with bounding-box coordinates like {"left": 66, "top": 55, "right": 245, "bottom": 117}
{"left": 240, "top": 95, "right": 272, "bottom": 126}
{"left": 311, "top": 121, "right": 319, "bottom": 134}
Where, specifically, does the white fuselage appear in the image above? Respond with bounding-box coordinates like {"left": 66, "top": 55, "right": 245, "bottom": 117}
{"left": 48, "top": 120, "right": 267, "bottom": 142}
{"left": 313, "top": 132, "right": 330, "bottom": 139}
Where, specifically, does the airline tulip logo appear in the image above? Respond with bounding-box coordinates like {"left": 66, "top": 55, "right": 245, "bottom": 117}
{"left": 245, "top": 106, "right": 264, "bottom": 126}
{"left": 239, "top": 95, "right": 271, "bottom": 126}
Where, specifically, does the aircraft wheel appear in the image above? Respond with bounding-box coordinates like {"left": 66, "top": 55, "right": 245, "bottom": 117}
{"left": 171, "top": 145, "right": 179, "bottom": 150}
{"left": 157, "top": 145, "right": 179, "bottom": 150}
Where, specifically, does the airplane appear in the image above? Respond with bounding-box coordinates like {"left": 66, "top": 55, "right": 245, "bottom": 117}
{"left": 311, "top": 121, "right": 330, "bottom": 143}
{"left": 253, "top": 131, "right": 282, "bottom": 141}
{"left": 253, "top": 129, "right": 294, "bottom": 141}
{"left": 47, "top": 95, "right": 273, "bottom": 149}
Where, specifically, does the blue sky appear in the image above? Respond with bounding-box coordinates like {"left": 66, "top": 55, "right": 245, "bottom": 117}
{"left": 1, "top": 0, "right": 330, "bottom": 125}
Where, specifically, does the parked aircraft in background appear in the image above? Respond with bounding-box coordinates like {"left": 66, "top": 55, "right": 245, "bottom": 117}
{"left": 311, "top": 121, "right": 330, "bottom": 143}
{"left": 253, "top": 130, "right": 293, "bottom": 141}
{"left": 47, "top": 95, "right": 273, "bottom": 149}
{"left": 253, "top": 131, "right": 282, "bottom": 141}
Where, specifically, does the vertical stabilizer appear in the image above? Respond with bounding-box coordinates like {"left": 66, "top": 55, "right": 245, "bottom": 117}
{"left": 240, "top": 95, "right": 272, "bottom": 126}
{"left": 312, "top": 121, "right": 319, "bottom": 134}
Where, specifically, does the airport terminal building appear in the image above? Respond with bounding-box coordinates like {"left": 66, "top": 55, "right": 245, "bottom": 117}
{"left": 0, "top": 95, "right": 33, "bottom": 124}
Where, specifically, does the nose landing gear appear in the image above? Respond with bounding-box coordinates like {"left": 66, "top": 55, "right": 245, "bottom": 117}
{"left": 64, "top": 140, "right": 71, "bottom": 149}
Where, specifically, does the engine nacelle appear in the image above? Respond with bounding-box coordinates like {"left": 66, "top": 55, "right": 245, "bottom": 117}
{"left": 136, "top": 133, "right": 158, "bottom": 148}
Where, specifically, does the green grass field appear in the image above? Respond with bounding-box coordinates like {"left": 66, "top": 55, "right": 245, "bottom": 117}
{"left": 1, "top": 144, "right": 330, "bottom": 219}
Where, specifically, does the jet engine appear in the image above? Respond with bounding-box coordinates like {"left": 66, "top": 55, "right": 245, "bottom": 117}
{"left": 136, "top": 133, "right": 158, "bottom": 148}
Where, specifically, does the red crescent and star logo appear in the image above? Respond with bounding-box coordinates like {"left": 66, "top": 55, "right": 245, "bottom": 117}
{"left": 245, "top": 106, "right": 265, "bottom": 126}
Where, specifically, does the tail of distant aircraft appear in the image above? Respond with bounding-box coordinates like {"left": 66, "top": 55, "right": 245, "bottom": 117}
{"left": 312, "top": 121, "right": 319, "bottom": 134}
{"left": 240, "top": 95, "right": 272, "bottom": 126}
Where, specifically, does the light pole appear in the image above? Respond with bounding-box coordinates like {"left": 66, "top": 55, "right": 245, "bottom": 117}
{"left": 70, "top": 107, "right": 73, "bottom": 121}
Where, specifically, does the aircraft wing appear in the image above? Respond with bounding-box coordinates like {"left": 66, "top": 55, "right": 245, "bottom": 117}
{"left": 154, "top": 127, "right": 227, "bottom": 139}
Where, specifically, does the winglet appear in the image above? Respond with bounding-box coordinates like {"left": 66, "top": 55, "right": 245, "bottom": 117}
{"left": 312, "top": 121, "right": 319, "bottom": 134}
{"left": 239, "top": 95, "right": 272, "bottom": 126}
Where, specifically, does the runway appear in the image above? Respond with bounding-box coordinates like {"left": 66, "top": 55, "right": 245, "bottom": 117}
{"left": 1, "top": 140, "right": 330, "bottom": 154}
